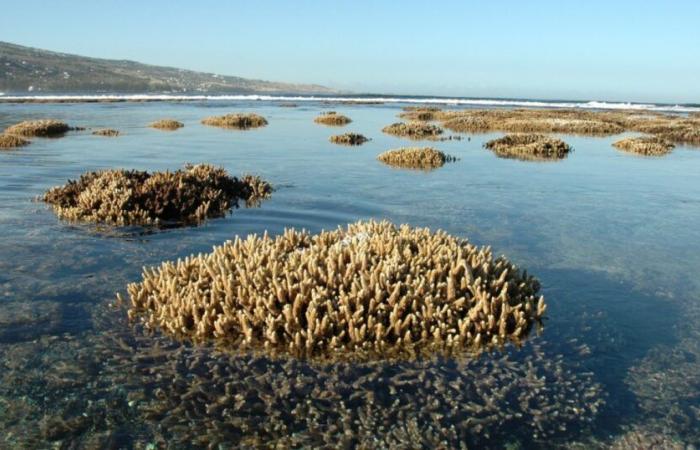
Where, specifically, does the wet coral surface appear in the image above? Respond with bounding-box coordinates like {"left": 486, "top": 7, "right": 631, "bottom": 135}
{"left": 201, "top": 113, "right": 268, "bottom": 129}
{"left": 377, "top": 147, "right": 457, "bottom": 169}
{"left": 485, "top": 134, "right": 571, "bottom": 161}
{"left": 1, "top": 100, "right": 700, "bottom": 448}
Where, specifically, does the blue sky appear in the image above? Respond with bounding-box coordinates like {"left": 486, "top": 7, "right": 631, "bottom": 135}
{"left": 1, "top": 0, "right": 698, "bottom": 103}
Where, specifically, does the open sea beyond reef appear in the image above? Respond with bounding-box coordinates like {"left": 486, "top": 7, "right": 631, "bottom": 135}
{"left": 1, "top": 99, "right": 700, "bottom": 449}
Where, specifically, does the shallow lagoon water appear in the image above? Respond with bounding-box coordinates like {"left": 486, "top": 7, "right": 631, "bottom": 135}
{"left": 1, "top": 101, "right": 699, "bottom": 448}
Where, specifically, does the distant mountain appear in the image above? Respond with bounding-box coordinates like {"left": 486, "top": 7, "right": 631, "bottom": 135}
{"left": 0, "top": 41, "right": 336, "bottom": 95}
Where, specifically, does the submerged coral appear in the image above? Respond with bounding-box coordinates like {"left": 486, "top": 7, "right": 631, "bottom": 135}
{"left": 4, "top": 119, "right": 71, "bottom": 137}
{"left": 42, "top": 164, "right": 271, "bottom": 227}
{"left": 612, "top": 136, "right": 674, "bottom": 156}
{"left": 92, "top": 128, "right": 120, "bottom": 137}
{"left": 382, "top": 122, "right": 444, "bottom": 139}
{"left": 329, "top": 133, "right": 369, "bottom": 146}
{"left": 314, "top": 112, "right": 352, "bottom": 126}
{"left": 125, "top": 220, "right": 545, "bottom": 360}
{"left": 201, "top": 113, "right": 268, "bottom": 129}
{"left": 0, "top": 133, "right": 30, "bottom": 149}
{"left": 377, "top": 147, "right": 457, "bottom": 170}
{"left": 149, "top": 119, "right": 184, "bottom": 130}
{"left": 484, "top": 134, "right": 571, "bottom": 161}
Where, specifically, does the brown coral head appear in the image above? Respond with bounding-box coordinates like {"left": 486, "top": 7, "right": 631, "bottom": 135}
{"left": 42, "top": 164, "right": 271, "bottom": 227}
{"left": 329, "top": 133, "right": 369, "bottom": 146}
{"left": 149, "top": 119, "right": 184, "bottom": 130}
{"left": 377, "top": 147, "right": 457, "bottom": 170}
{"left": 314, "top": 112, "right": 352, "bottom": 126}
{"left": 92, "top": 128, "right": 120, "bottom": 137}
{"left": 201, "top": 113, "right": 268, "bottom": 129}
{"left": 484, "top": 134, "right": 571, "bottom": 162}
{"left": 0, "top": 133, "right": 31, "bottom": 149}
{"left": 124, "top": 220, "right": 545, "bottom": 361}
{"left": 382, "top": 122, "right": 444, "bottom": 139}
{"left": 4, "top": 119, "right": 72, "bottom": 137}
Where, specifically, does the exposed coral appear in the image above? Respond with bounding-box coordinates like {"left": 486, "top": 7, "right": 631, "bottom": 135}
{"left": 92, "top": 128, "right": 120, "bottom": 137}
{"left": 382, "top": 122, "right": 444, "bottom": 139}
{"left": 149, "top": 119, "right": 184, "bottom": 130}
{"left": 399, "top": 107, "right": 442, "bottom": 121}
{"left": 484, "top": 134, "right": 571, "bottom": 161}
{"left": 329, "top": 133, "right": 369, "bottom": 146}
{"left": 612, "top": 136, "right": 674, "bottom": 156}
{"left": 4, "top": 119, "right": 71, "bottom": 137}
{"left": 42, "top": 164, "right": 271, "bottom": 227}
{"left": 201, "top": 113, "right": 268, "bottom": 129}
{"left": 377, "top": 147, "right": 458, "bottom": 170}
{"left": 313, "top": 112, "right": 352, "bottom": 126}
{"left": 0, "top": 133, "right": 30, "bottom": 149}
{"left": 125, "top": 220, "right": 545, "bottom": 360}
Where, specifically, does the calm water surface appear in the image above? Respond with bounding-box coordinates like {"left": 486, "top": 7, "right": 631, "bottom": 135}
{"left": 1, "top": 101, "right": 699, "bottom": 448}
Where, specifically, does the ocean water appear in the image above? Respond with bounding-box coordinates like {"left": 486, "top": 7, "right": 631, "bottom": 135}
{"left": 1, "top": 100, "right": 699, "bottom": 448}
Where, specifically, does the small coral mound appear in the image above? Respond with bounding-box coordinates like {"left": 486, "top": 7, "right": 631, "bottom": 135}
{"left": 124, "top": 220, "right": 545, "bottom": 360}
{"left": 149, "top": 119, "right": 184, "bottom": 130}
{"left": 613, "top": 136, "right": 674, "bottom": 156}
{"left": 399, "top": 107, "right": 442, "bottom": 121}
{"left": 4, "top": 119, "right": 71, "bottom": 137}
{"left": 0, "top": 133, "right": 30, "bottom": 149}
{"left": 329, "top": 133, "right": 369, "bottom": 146}
{"left": 484, "top": 134, "right": 571, "bottom": 161}
{"left": 314, "top": 112, "right": 352, "bottom": 126}
{"left": 377, "top": 147, "right": 457, "bottom": 170}
{"left": 92, "top": 128, "right": 120, "bottom": 137}
{"left": 382, "top": 122, "right": 444, "bottom": 139}
{"left": 201, "top": 113, "right": 268, "bottom": 129}
{"left": 42, "top": 164, "right": 271, "bottom": 227}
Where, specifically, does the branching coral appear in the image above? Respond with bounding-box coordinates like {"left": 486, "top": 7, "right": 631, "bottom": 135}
{"left": 92, "top": 129, "right": 120, "bottom": 137}
{"left": 4, "top": 119, "right": 71, "bottom": 137}
{"left": 382, "top": 122, "right": 444, "bottom": 139}
{"left": 484, "top": 134, "right": 571, "bottom": 161}
{"left": 612, "top": 136, "right": 674, "bottom": 156}
{"left": 42, "top": 164, "right": 271, "bottom": 227}
{"left": 124, "top": 220, "right": 545, "bottom": 360}
{"left": 329, "top": 133, "right": 369, "bottom": 146}
{"left": 314, "top": 112, "right": 352, "bottom": 126}
{"left": 0, "top": 133, "right": 30, "bottom": 149}
{"left": 377, "top": 147, "right": 457, "bottom": 170}
{"left": 149, "top": 119, "right": 184, "bottom": 130}
{"left": 201, "top": 113, "right": 268, "bottom": 129}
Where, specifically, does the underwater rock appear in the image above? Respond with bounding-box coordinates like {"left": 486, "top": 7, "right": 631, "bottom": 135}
{"left": 0, "top": 133, "right": 30, "bottom": 149}
{"left": 612, "top": 136, "right": 674, "bottom": 156}
{"left": 484, "top": 134, "right": 571, "bottom": 161}
{"left": 314, "top": 112, "right": 352, "bottom": 126}
{"left": 92, "top": 128, "right": 120, "bottom": 137}
{"left": 42, "top": 164, "right": 271, "bottom": 227}
{"left": 377, "top": 147, "right": 457, "bottom": 170}
{"left": 382, "top": 121, "right": 444, "bottom": 139}
{"left": 124, "top": 220, "right": 545, "bottom": 360}
{"left": 4, "top": 119, "right": 71, "bottom": 137}
{"left": 149, "top": 119, "right": 184, "bottom": 130}
{"left": 329, "top": 133, "right": 369, "bottom": 146}
{"left": 201, "top": 113, "right": 268, "bottom": 129}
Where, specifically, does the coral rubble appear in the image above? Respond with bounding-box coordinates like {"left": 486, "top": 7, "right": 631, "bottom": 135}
{"left": 377, "top": 147, "right": 457, "bottom": 170}
{"left": 201, "top": 113, "right": 268, "bottom": 129}
{"left": 125, "top": 220, "right": 545, "bottom": 360}
{"left": 42, "top": 164, "right": 271, "bottom": 226}
{"left": 484, "top": 134, "right": 571, "bottom": 161}
{"left": 314, "top": 112, "right": 352, "bottom": 126}
{"left": 329, "top": 133, "right": 369, "bottom": 146}
{"left": 612, "top": 136, "right": 674, "bottom": 156}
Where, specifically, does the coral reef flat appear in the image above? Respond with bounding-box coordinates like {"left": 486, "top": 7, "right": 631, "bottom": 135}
{"left": 1, "top": 100, "right": 700, "bottom": 448}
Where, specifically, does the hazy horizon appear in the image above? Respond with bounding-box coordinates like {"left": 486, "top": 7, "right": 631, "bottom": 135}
{"left": 1, "top": 0, "right": 699, "bottom": 104}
